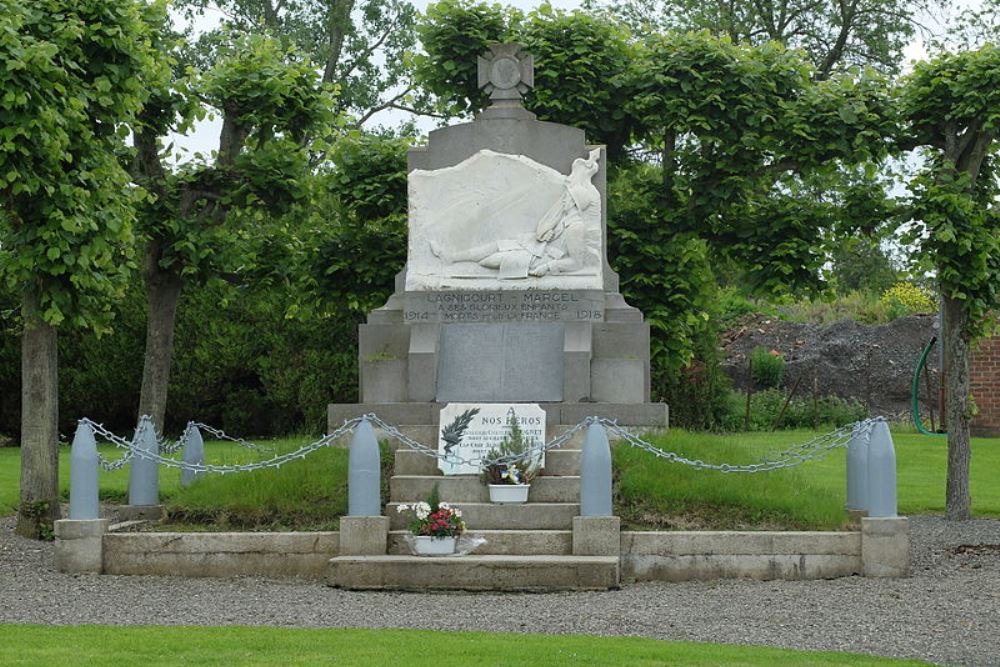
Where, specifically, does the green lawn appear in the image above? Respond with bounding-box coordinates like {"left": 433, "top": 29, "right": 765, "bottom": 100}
{"left": 617, "top": 428, "right": 1000, "bottom": 530}
{"left": 1, "top": 427, "right": 997, "bottom": 529}
{"left": 0, "top": 625, "right": 932, "bottom": 666}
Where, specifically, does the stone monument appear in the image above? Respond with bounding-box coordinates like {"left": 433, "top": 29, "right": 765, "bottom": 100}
{"left": 329, "top": 44, "right": 668, "bottom": 433}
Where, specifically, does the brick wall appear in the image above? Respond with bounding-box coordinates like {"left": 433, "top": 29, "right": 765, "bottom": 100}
{"left": 972, "top": 336, "right": 1000, "bottom": 437}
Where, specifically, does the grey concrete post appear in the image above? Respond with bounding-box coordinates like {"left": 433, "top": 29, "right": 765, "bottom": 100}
{"left": 128, "top": 417, "right": 160, "bottom": 507}
{"left": 69, "top": 421, "right": 100, "bottom": 520}
{"left": 181, "top": 424, "right": 205, "bottom": 487}
{"left": 846, "top": 422, "right": 869, "bottom": 513}
{"left": 580, "top": 422, "right": 613, "bottom": 516}
{"left": 348, "top": 417, "right": 381, "bottom": 516}
{"left": 867, "top": 419, "right": 897, "bottom": 518}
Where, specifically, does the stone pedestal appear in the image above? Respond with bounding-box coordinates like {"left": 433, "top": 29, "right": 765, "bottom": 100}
{"left": 339, "top": 516, "right": 390, "bottom": 556}
{"left": 54, "top": 519, "right": 109, "bottom": 574}
{"left": 573, "top": 516, "right": 621, "bottom": 557}
{"left": 861, "top": 516, "right": 910, "bottom": 577}
{"left": 118, "top": 505, "right": 164, "bottom": 521}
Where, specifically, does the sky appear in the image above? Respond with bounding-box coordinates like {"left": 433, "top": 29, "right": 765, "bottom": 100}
{"left": 173, "top": 0, "right": 991, "bottom": 157}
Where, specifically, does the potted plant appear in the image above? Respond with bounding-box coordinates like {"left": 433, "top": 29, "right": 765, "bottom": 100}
{"left": 481, "top": 414, "right": 542, "bottom": 504}
{"left": 396, "top": 484, "right": 465, "bottom": 556}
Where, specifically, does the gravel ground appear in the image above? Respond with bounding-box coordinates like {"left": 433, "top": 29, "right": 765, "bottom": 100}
{"left": 2, "top": 515, "right": 999, "bottom": 666}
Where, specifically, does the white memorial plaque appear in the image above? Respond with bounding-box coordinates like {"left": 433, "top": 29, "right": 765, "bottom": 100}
{"left": 437, "top": 403, "right": 546, "bottom": 475}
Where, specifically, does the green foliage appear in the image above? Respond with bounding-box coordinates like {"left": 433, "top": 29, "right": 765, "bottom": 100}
{"left": 0, "top": 0, "right": 167, "bottom": 329}
{"left": 607, "top": 163, "right": 717, "bottom": 371}
{"left": 178, "top": 0, "right": 420, "bottom": 121}
{"left": 298, "top": 133, "right": 410, "bottom": 315}
{"left": 519, "top": 8, "right": 636, "bottom": 157}
{"left": 719, "top": 389, "right": 869, "bottom": 432}
{"left": 879, "top": 282, "right": 936, "bottom": 319}
{"left": 828, "top": 233, "right": 902, "bottom": 295}
{"left": 749, "top": 347, "right": 784, "bottom": 389}
{"left": 0, "top": 281, "right": 359, "bottom": 438}
{"left": 596, "top": 0, "right": 936, "bottom": 78}
{"left": 15, "top": 501, "right": 54, "bottom": 540}
{"left": 901, "top": 45, "right": 1000, "bottom": 339}
{"left": 415, "top": 0, "right": 518, "bottom": 116}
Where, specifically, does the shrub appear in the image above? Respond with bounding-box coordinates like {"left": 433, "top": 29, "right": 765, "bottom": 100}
{"left": 879, "top": 282, "right": 936, "bottom": 319}
{"left": 750, "top": 346, "right": 784, "bottom": 388}
{"left": 719, "top": 388, "right": 868, "bottom": 431}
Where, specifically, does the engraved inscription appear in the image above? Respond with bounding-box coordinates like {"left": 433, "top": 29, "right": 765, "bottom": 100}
{"left": 405, "top": 291, "right": 604, "bottom": 323}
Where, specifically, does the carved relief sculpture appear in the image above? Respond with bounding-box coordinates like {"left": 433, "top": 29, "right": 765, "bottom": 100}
{"left": 405, "top": 148, "right": 604, "bottom": 291}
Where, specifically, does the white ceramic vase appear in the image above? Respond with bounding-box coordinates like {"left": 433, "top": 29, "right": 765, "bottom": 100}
{"left": 488, "top": 484, "right": 530, "bottom": 504}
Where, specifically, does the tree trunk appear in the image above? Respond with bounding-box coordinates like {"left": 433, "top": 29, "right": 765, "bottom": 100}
{"left": 942, "top": 294, "right": 972, "bottom": 520}
{"left": 137, "top": 259, "right": 183, "bottom": 434}
{"left": 16, "top": 286, "right": 61, "bottom": 538}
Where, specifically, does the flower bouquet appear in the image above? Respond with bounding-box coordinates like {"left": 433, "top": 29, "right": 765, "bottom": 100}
{"left": 396, "top": 484, "right": 466, "bottom": 555}
{"left": 481, "top": 414, "right": 542, "bottom": 504}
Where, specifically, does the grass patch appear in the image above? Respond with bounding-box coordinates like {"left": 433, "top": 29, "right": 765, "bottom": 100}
{"left": 0, "top": 625, "right": 932, "bottom": 666}
{"left": 162, "top": 441, "right": 351, "bottom": 531}
{"left": 615, "top": 428, "right": 1000, "bottom": 530}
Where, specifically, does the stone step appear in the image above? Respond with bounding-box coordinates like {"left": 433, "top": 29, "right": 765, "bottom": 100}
{"left": 389, "top": 475, "right": 580, "bottom": 503}
{"left": 387, "top": 529, "right": 573, "bottom": 556}
{"left": 387, "top": 502, "right": 580, "bottom": 530}
{"left": 394, "top": 448, "right": 581, "bottom": 477}
{"left": 327, "top": 554, "right": 619, "bottom": 591}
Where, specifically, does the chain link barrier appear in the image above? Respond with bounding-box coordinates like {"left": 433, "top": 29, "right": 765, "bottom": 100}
{"left": 79, "top": 413, "right": 880, "bottom": 476}
{"left": 82, "top": 417, "right": 362, "bottom": 475}
{"left": 598, "top": 417, "right": 878, "bottom": 473}
{"left": 188, "top": 422, "right": 276, "bottom": 454}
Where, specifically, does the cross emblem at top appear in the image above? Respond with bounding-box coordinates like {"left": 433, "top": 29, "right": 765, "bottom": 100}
{"left": 477, "top": 43, "right": 534, "bottom": 106}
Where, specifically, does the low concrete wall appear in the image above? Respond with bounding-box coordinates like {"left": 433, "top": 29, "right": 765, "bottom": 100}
{"left": 103, "top": 532, "right": 339, "bottom": 579}
{"left": 621, "top": 531, "right": 863, "bottom": 582}
{"left": 85, "top": 522, "right": 905, "bottom": 582}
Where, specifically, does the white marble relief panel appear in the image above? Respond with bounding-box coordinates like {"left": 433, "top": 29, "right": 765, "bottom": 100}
{"left": 404, "top": 149, "right": 604, "bottom": 291}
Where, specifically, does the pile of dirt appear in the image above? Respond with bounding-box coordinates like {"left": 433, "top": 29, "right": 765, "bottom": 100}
{"left": 721, "top": 314, "right": 940, "bottom": 419}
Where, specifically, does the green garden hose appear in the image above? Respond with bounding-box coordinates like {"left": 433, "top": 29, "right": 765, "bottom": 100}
{"left": 912, "top": 336, "right": 947, "bottom": 436}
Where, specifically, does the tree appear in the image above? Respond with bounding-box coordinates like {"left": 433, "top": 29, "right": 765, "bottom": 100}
{"left": 132, "top": 31, "right": 333, "bottom": 430}
{"left": 0, "top": 0, "right": 164, "bottom": 537}
{"left": 179, "top": 0, "right": 422, "bottom": 123}
{"left": 902, "top": 46, "right": 1000, "bottom": 520}
{"left": 591, "top": 0, "right": 943, "bottom": 78}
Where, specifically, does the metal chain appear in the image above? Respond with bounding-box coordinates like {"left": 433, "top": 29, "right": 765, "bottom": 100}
{"left": 189, "top": 422, "right": 275, "bottom": 453}
{"left": 598, "top": 417, "right": 878, "bottom": 473}
{"left": 80, "top": 413, "right": 880, "bottom": 476}
{"left": 81, "top": 417, "right": 363, "bottom": 474}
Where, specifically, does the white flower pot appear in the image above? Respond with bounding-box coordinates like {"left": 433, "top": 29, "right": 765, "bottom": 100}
{"left": 488, "top": 484, "right": 530, "bottom": 504}
{"left": 412, "top": 536, "right": 457, "bottom": 556}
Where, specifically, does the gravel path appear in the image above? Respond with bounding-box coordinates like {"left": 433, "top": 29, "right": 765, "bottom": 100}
{"left": 2, "top": 515, "right": 999, "bottom": 666}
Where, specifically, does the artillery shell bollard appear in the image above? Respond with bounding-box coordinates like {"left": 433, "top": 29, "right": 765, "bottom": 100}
{"left": 69, "top": 421, "right": 100, "bottom": 521}
{"left": 574, "top": 421, "right": 620, "bottom": 557}
{"left": 866, "top": 419, "right": 897, "bottom": 518}
{"left": 54, "top": 421, "right": 109, "bottom": 574}
{"left": 861, "top": 419, "right": 909, "bottom": 577}
{"left": 180, "top": 425, "right": 205, "bottom": 487}
{"left": 846, "top": 422, "right": 870, "bottom": 522}
{"left": 121, "top": 417, "right": 163, "bottom": 521}
{"left": 340, "top": 417, "right": 388, "bottom": 556}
